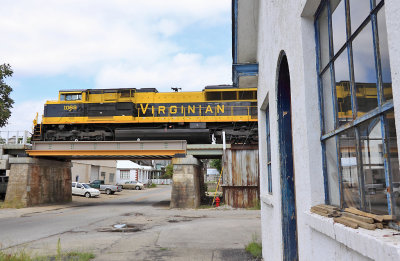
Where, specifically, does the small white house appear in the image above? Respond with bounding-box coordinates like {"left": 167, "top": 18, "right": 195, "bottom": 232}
{"left": 206, "top": 168, "right": 219, "bottom": 182}
{"left": 116, "top": 161, "right": 153, "bottom": 185}
{"left": 116, "top": 161, "right": 140, "bottom": 185}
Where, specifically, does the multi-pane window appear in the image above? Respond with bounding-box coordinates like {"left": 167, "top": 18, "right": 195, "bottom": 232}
{"left": 315, "top": 0, "right": 399, "bottom": 219}
{"left": 109, "top": 173, "right": 115, "bottom": 183}
{"left": 266, "top": 106, "right": 272, "bottom": 194}
{"left": 120, "top": 170, "right": 130, "bottom": 180}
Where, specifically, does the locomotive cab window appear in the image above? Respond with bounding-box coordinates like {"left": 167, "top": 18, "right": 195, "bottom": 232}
{"left": 60, "top": 93, "right": 82, "bottom": 101}
{"left": 206, "top": 92, "right": 222, "bottom": 101}
{"left": 222, "top": 91, "right": 237, "bottom": 100}
{"left": 119, "top": 89, "right": 131, "bottom": 98}
{"left": 238, "top": 91, "right": 255, "bottom": 100}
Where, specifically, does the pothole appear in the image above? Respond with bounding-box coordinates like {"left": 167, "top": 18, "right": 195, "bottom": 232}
{"left": 168, "top": 218, "right": 192, "bottom": 223}
{"left": 98, "top": 223, "right": 144, "bottom": 233}
{"left": 167, "top": 215, "right": 207, "bottom": 223}
{"left": 121, "top": 212, "right": 144, "bottom": 217}
{"left": 173, "top": 215, "right": 207, "bottom": 219}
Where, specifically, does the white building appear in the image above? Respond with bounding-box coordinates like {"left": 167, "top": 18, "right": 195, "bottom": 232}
{"left": 116, "top": 160, "right": 153, "bottom": 185}
{"left": 233, "top": 0, "right": 400, "bottom": 260}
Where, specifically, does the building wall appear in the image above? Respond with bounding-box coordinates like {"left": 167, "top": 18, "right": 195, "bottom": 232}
{"left": 71, "top": 160, "right": 116, "bottom": 184}
{"left": 257, "top": 0, "right": 400, "bottom": 260}
{"left": 237, "top": 0, "right": 259, "bottom": 63}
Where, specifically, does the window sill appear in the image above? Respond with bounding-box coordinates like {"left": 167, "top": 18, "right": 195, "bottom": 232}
{"left": 260, "top": 194, "right": 274, "bottom": 208}
{"left": 305, "top": 211, "right": 400, "bottom": 260}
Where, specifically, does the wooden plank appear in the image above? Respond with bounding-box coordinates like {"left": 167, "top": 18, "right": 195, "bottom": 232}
{"left": 315, "top": 204, "right": 340, "bottom": 211}
{"left": 311, "top": 206, "right": 329, "bottom": 214}
{"left": 382, "top": 215, "right": 394, "bottom": 221}
{"left": 311, "top": 208, "right": 330, "bottom": 217}
{"left": 312, "top": 205, "right": 341, "bottom": 217}
{"left": 341, "top": 212, "right": 374, "bottom": 224}
{"left": 375, "top": 223, "right": 383, "bottom": 229}
{"left": 341, "top": 217, "right": 377, "bottom": 230}
{"left": 344, "top": 207, "right": 384, "bottom": 222}
{"left": 333, "top": 217, "right": 358, "bottom": 229}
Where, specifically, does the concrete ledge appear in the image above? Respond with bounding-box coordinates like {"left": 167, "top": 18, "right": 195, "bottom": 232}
{"left": 0, "top": 159, "right": 10, "bottom": 170}
{"left": 1, "top": 144, "right": 32, "bottom": 150}
{"left": 9, "top": 157, "right": 71, "bottom": 167}
{"left": 305, "top": 211, "right": 400, "bottom": 261}
{"left": 172, "top": 155, "right": 200, "bottom": 166}
{"left": 260, "top": 195, "right": 274, "bottom": 208}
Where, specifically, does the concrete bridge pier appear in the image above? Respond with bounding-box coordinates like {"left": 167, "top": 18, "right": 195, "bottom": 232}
{"left": 170, "top": 155, "right": 203, "bottom": 208}
{"left": 4, "top": 158, "right": 72, "bottom": 208}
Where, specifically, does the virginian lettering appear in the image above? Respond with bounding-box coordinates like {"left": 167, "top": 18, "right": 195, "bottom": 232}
{"left": 137, "top": 104, "right": 226, "bottom": 117}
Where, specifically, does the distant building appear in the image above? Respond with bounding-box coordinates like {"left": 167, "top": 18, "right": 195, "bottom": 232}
{"left": 116, "top": 160, "right": 153, "bottom": 184}
{"left": 206, "top": 168, "right": 219, "bottom": 182}
{"left": 71, "top": 160, "right": 116, "bottom": 184}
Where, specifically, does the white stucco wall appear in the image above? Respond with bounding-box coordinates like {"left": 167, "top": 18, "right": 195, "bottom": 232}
{"left": 257, "top": 0, "right": 400, "bottom": 260}
{"left": 237, "top": 0, "right": 259, "bottom": 63}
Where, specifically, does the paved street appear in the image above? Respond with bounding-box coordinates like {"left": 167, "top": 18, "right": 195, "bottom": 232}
{"left": 0, "top": 185, "right": 261, "bottom": 260}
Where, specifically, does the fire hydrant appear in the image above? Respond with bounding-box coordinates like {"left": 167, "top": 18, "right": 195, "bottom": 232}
{"left": 215, "top": 197, "right": 220, "bottom": 207}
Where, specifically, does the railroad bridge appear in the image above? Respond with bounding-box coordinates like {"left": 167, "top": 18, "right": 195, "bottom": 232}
{"left": 1, "top": 139, "right": 259, "bottom": 208}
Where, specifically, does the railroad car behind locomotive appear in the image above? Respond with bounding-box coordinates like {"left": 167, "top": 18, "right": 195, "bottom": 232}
{"left": 32, "top": 85, "right": 258, "bottom": 144}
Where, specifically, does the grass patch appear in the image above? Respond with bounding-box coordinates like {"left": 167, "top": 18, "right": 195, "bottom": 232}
{"left": 148, "top": 183, "right": 157, "bottom": 188}
{"left": 247, "top": 199, "right": 261, "bottom": 210}
{"left": 0, "top": 250, "right": 32, "bottom": 261}
{"left": 0, "top": 238, "right": 95, "bottom": 261}
{"left": 197, "top": 204, "right": 214, "bottom": 209}
{"left": 0, "top": 251, "right": 95, "bottom": 261}
{"left": 63, "top": 251, "right": 95, "bottom": 261}
{"left": 245, "top": 234, "right": 262, "bottom": 259}
{"left": 0, "top": 199, "right": 25, "bottom": 209}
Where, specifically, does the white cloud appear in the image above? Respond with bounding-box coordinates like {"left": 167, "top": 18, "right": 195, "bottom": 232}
{"left": 96, "top": 53, "right": 231, "bottom": 91}
{"left": 0, "top": 0, "right": 231, "bottom": 80}
{"left": 0, "top": 0, "right": 232, "bottom": 131}
{"left": 0, "top": 100, "right": 45, "bottom": 132}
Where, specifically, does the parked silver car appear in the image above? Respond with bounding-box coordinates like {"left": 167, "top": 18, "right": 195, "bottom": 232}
{"left": 122, "top": 181, "right": 144, "bottom": 190}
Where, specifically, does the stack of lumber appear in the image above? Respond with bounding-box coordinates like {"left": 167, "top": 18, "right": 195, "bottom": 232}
{"left": 311, "top": 205, "right": 393, "bottom": 230}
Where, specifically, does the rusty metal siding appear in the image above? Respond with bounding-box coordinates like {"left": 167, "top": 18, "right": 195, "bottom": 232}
{"left": 222, "top": 148, "right": 259, "bottom": 208}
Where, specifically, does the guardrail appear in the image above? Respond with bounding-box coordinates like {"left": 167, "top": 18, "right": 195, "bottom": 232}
{"left": 150, "top": 179, "right": 172, "bottom": 185}
{"left": 0, "top": 131, "right": 30, "bottom": 145}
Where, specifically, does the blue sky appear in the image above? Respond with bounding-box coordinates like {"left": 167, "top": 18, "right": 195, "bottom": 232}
{"left": 0, "top": 0, "right": 232, "bottom": 131}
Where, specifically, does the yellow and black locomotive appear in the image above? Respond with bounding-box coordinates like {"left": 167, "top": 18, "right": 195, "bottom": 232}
{"left": 32, "top": 85, "right": 258, "bottom": 144}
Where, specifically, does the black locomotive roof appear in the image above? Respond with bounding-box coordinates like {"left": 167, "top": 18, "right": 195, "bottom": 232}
{"left": 59, "top": 89, "right": 88, "bottom": 92}
{"left": 203, "top": 85, "right": 234, "bottom": 90}
{"left": 59, "top": 88, "right": 158, "bottom": 93}
{"left": 136, "top": 88, "right": 158, "bottom": 93}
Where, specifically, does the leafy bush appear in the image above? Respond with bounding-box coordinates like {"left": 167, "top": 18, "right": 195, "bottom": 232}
{"left": 245, "top": 234, "right": 262, "bottom": 259}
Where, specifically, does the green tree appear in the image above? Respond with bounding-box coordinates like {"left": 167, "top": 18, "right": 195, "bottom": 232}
{"left": 210, "top": 159, "right": 222, "bottom": 173}
{"left": 162, "top": 164, "right": 173, "bottom": 179}
{"left": 0, "top": 64, "right": 14, "bottom": 127}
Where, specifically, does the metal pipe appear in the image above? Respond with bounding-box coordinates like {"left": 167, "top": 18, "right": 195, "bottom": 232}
{"left": 223, "top": 131, "right": 226, "bottom": 151}
{"left": 23, "top": 131, "right": 27, "bottom": 144}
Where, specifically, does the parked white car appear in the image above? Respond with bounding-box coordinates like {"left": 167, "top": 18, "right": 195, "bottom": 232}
{"left": 72, "top": 182, "right": 100, "bottom": 198}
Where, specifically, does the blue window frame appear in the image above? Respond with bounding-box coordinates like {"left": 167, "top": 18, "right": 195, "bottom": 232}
{"left": 266, "top": 105, "right": 272, "bottom": 194}
{"left": 315, "top": 0, "right": 400, "bottom": 223}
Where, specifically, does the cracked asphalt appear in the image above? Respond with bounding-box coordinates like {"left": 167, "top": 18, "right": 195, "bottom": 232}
{"left": 0, "top": 185, "right": 261, "bottom": 260}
